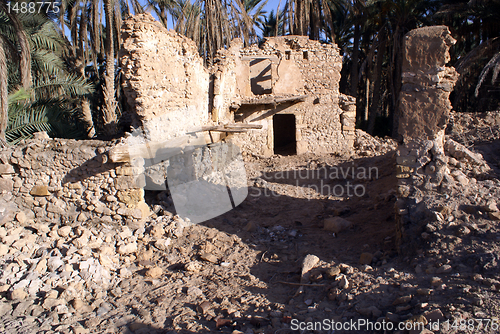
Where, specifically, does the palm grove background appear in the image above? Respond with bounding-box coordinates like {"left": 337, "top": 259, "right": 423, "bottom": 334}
{"left": 0, "top": 0, "right": 499, "bottom": 146}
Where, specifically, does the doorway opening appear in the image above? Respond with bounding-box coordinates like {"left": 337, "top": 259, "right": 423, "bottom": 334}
{"left": 273, "top": 114, "right": 296, "bottom": 155}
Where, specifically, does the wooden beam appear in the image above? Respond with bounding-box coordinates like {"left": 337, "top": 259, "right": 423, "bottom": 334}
{"left": 224, "top": 124, "right": 263, "bottom": 129}
{"left": 197, "top": 124, "right": 263, "bottom": 133}
{"left": 234, "top": 95, "right": 308, "bottom": 110}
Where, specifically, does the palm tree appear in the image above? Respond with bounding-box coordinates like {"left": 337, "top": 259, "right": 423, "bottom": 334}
{"left": 435, "top": 0, "right": 500, "bottom": 113}
{"left": 0, "top": 3, "right": 93, "bottom": 145}
{"left": 101, "top": 0, "right": 118, "bottom": 136}
{"left": 146, "top": 0, "right": 175, "bottom": 27}
{"left": 0, "top": 36, "right": 7, "bottom": 147}
{"left": 259, "top": 10, "right": 279, "bottom": 37}
{"left": 59, "top": 0, "right": 138, "bottom": 137}
{"left": 0, "top": 2, "right": 33, "bottom": 145}
{"left": 231, "top": 0, "right": 268, "bottom": 44}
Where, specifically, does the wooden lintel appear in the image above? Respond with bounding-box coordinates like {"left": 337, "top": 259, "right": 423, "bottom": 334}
{"left": 208, "top": 128, "right": 248, "bottom": 133}
{"left": 197, "top": 124, "right": 263, "bottom": 133}
{"left": 224, "top": 124, "right": 263, "bottom": 129}
{"left": 237, "top": 95, "right": 308, "bottom": 108}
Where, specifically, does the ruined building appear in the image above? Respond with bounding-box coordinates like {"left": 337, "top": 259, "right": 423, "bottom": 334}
{"left": 119, "top": 14, "right": 355, "bottom": 157}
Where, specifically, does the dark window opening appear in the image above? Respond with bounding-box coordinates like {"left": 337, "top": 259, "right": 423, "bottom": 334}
{"left": 250, "top": 58, "right": 272, "bottom": 95}
{"left": 273, "top": 114, "right": 296, "bottom": 155}
{"left": 285, "top": 50, "right": 291, "bottom": 60}
{"left": 303, "top": 51, "right": 309, "bottom": 60}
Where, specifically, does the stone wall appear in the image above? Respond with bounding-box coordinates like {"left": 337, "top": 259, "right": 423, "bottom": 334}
{"left": 120, "top": 14, "right": 210, "bottom": 141}
{"left": 211, "top": 36, "right": 353, "bottom": 157}
{"left": 118, "top": 14, "right": 354, "bottom": 159}
{"left": 0, "top": 133, "right": 150, "bottom": 230}
{"left": 395, "top": 26, "right": 459, "bottom": 255}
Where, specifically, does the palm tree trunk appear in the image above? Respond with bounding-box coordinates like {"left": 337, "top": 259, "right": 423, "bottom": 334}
{"left": 310, "top": 0, "right": 320, "bottom": 40}
{"left": 276, "top": 0, "right": 282, "bottom": 37}
{"left": 0, "top": 37, "right": 8, "bottom": 144}
{"left": 77, "top": 2, "right": 95, "bottom": 138}
{"left": 350, "top": 22, "right": 360, "bottom": 98}
{"left": 367, "top": 29, "right": 386, "bottom": 134}
{"left": 0, "top": 5, "right": 32, "bottom": 89}
{"left": 364, "top": 75, "right": 370, "bottom": 122}
{"left": 103, "top": 0, "right": 117, "bottom": 136}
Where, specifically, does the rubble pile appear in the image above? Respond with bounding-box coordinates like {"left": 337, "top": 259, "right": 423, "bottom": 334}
{"left": 0, "top": 211, "right": 188, "bottom": 333}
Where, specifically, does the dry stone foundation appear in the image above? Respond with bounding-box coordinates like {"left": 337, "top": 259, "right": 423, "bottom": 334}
{"left": 0, "top": 134, "right": 150, "bottom": 229}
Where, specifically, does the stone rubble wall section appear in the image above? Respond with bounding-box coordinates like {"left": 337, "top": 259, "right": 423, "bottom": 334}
{"left": 119, "top": 13, "right": 210, "bottom": 142}
{"left": 0, "top": 136, "right": 149, "bottom": 228}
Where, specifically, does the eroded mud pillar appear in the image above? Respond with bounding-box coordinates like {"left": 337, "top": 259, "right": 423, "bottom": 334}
{"left": 395, "top": 26, "right": 459, "bottom": 255}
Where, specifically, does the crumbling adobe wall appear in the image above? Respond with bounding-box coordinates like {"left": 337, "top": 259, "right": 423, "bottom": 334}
{"left": 395, "top": 26, "right": 459, "bottom": 255}
{"left": 0, "top": 133, "right": 150, "bottom": 230}
{"left": 212, "top": 36, "right": 353, "bottom": 157}
{"left": 120, "top": 14, "right": 210, "bottom": 141}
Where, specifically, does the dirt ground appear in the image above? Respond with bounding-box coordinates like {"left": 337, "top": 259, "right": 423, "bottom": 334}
{"left": 1, "top": 113, "right": 500, "bottom": 334}
{"left": 83, "top": 114, "right": 500, "bottom": 334}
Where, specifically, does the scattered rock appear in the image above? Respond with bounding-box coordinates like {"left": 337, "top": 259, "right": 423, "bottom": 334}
{"left": 154, "top": 238, "right": 171, "bottom": 251}
{"left": 392, "top": 295, "right": 412, "bottom": 305}
{"left": 185, "top": 261, "right": 203, "bottom": 272}
{"left": 325, "top": 266, "right": 341, "bottom": 278}
{"left": 197, "top": 301, "right": 211, "bottom": 314}
{"left": 15, "top": 212, "right": 27, "bottom": 224}
{"left": 436, "top": 264, "right": 452, "bottom": 274}
{"left": 359, "top": 252, "right": 373, "bottom": 265}
{"left": 145, "top": 266, "right": 163, "bottom": 279}
{"left": 488, "top": 212, "right": 500, "bottom": 221}
{"left": 200, "top": 253, "right": 218, "bottom": 264}
{"left": 301, "top": 254, "right": 320, "bottom": 283}
{"left": 117, "top": 242, "right": 138, "bottom": 255}
{"left": 338, "top": 275, "right": 349, "bottom": 289}
{"left": 57, "top": 226, "right": 72, "bottom": 237}
{"left": 424, "top": 309, "right": 445, "bottom": 322}
{"left": 9, "top": 289, "right": 28, "bottom": 300}
{"left": 0, "top": 243, "right": 8, "bottom": 256}
{"left": 323, "top": 217, "right": 352, "bottom": 233}
{"left": 30, "top": 185, "right": 50, "bottom": 196}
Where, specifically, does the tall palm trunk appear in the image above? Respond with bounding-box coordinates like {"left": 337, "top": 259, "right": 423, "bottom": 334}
{"left": 0, "top": 5, "right": 31, "bottom": 89}
{"left": 367, "top": 29, "right": 386, "bottom": 134}
{"left": 103, "top": 0, "right": 117, "bottom": 136}
{"left": 0, "top": 37, "right": 8, "bottom": 145}
{"left": 77, "top": 2, "right": 95, "bottom": 138}
{"left": 350, "top": 22, "right": 360, "bottom": 98}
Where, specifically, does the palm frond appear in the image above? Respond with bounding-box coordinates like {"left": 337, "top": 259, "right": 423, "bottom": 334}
{"left": 6, "top": 97, "right": 85, "bottom": 144}
{"left": 33, "top": 73, "right": 94, "bottom": 99}
{"left": 475, "top": 51, "right": 500, "bottom": 97}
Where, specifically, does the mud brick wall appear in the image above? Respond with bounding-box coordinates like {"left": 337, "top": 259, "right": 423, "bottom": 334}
{"left": 119, "top": 13, "right": 210, "bottom": 141}
{"left": 395, "top": 26, "right": 459, "bottom": 255}
{"left": 118, "top": 14, "right": 355, "bottom": 158}
{"left": 212, "top": 36, "right": 353, "bottom": 157}
{"left": 0, "top": 134, "right": 150, "bottom": 229}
